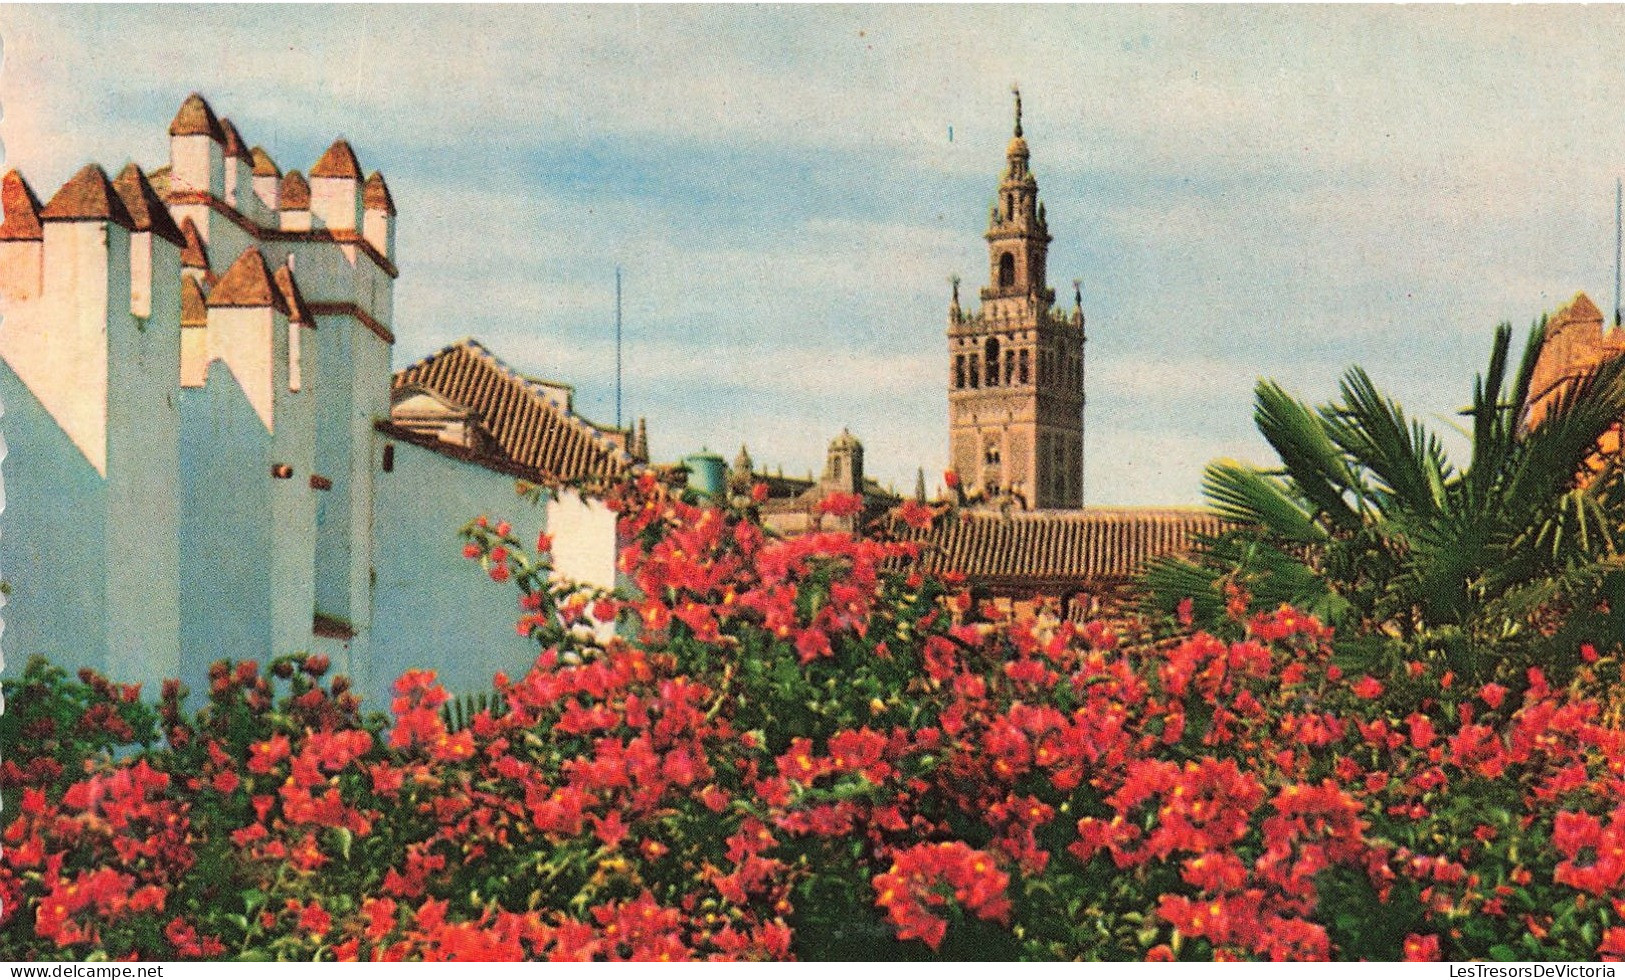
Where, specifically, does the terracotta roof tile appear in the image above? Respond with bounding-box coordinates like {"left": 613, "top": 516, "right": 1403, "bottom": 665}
{"left": 0, "top": 170, "right": 45, "bottom": 241}
{"left": 310, "top": 139, "right": 362, "bottom": 180}
{"left": 250, "top": 147, "right": 280, "bottom": 178}
{"left": 363, "top": 171, "right": 396, "bottom": 215}
{"left": 272, "top": 265, "right": 309, "bottom": 324}
{"left": 207, "top": 247, "right": 287, "bottom": 314}
{"left": 40, "top": 164, "right": 136, "bottom": 230}
{"left": 178, "top": 217, "right": 210, "bottom": 269}
{"left": 218, "top": 118, "right": 251, "bottom": 160}
{"left": 112, "top": 164, "right": 187, "bottom": 248}
{"left": 279, "top": 170, "right": 310, "bottom": 210}
{"left": 391, "top": 339, "right": 633, "bottom": 483}
{"left": 180, "top": 276, "right": 208, "bottom": 327}
{"left": 893, "top": 508, "right": 1227, "bottom": 585}
{"left": 169, "top": 93, "right": 225, "bottom": 141}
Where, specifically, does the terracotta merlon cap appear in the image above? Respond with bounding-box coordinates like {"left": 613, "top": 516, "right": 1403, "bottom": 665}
{"left": 180, "top": 276, "right": 208, "bottom": 327}
{"left": 178, "top": 217, "right": 209, "bottom": 269}
{"left": 41, "top": 164, "right": 136, "bottom": 230}
{"left": 362, "top": 171, "right": 396, "bottom": 215}
{"left": 272, "top": 264, "right": 310, "bottom": 324}
{"left": 310, "top": 139, "right": 362, "bottom": 180}
{"left": 208, "top": 247, "right": 287, "bottom": 314}
{"left": 1564, "top": 292, "right": 1604, "bottom": 324}
{"left": 0, "top": 170, "right": 45, "bottom": 241}
{"left": 219, "top": 118, "right": 251, "bottom": 161}
{"left": 112, "top": 163, "right": 187, "bottom": 248}
{"left": 250, "top": 146, "right": 281, "bottom": 178}
{"left": 279, "top": 170, "right": 311, "bottom": 209}
{"left": 169, "top": 93, "right": 225, "bottom": 141}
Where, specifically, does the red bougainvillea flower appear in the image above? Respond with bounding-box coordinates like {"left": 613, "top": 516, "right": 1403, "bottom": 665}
{"left": 897, "top": 499, "right": 936, "bottom": 531}
{"left": 1351, "top": 675, "right": 1384, "bottom": 699}
{"left": 1600, "top": 927, "right": 1625, "bottom": 961}
{"left": 817, "top": 492, "right": 864, "bottom": 518}
{"left": 1403, "top": 933, "right": 1441, "bottom": 961}
{"left": 872, "top": 842, "right": 1010, "bottom": 950}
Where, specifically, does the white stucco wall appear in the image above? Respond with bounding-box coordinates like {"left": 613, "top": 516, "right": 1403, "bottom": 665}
{"left": 546, "top": 489, "right": 619, "bottom": 591}
{"left": 268, "top": 318, "right": 318, "bottom": 659}
{"left": 104, "top": 234, "right": 182, "bottom": 686}
{"left": 209, "top": 306, "right": 281, "bottom": 431}
{"left": 169, "top": 135, "right": 223, "bottom": 197}
{"left": 369, "top": 437, "right": 548, "bottom": 712}
{"left": 1, "top": 221, "right": 117, "bottom": 475}
{"left": 310, "top": 177, "right": 359, "bottom": 232}
{"left": 0, "top": 219, "right": 182, "bottom": 693}
{"left": 179, "top": 366, "right": 275, "bottom": 676}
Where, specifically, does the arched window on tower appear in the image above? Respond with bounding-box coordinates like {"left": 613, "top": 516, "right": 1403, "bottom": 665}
{"left": 1018, "top": 349, "right": 1030, "bottom": 385}
{"left": 1005, "top": 348, "right": 1015, "bottom": 385}
{"left": 1005, "top": 193, "right": 1014, "bottom": 220}
{"left": 998, "top": 252, "right": 1016, "bottom": 289}
{"left": 954, "top": 354, "right": 965, "bottom": 389}
{"left": 968, "top": 353, "right": 980, "bottom": 389}
{"left": 984, "top": 338, "right": 1000, "bottom": 387}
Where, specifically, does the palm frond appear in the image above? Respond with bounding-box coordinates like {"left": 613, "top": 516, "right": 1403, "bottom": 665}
{"left": 1201, "top": 461, "right": 1328, "bottom": 543}
{"left": 1253, "top": 380, "right": 1364, "bottom": 528}
{"left": 1326, "top": 367, "right": 1452, "bottom": 517}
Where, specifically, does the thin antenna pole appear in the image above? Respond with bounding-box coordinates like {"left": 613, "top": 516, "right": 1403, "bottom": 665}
{"left": 1614, "top": 179, "right": 1620, "bottom": 328}
{"left": 615, "top": 266, "right": 623, "bottom": 429}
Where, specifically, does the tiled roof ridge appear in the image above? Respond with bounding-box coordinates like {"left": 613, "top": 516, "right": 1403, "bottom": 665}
{"left": 459, "top": 339, "right": 635, "bottom": 467}
{"left": 112, "top": 163, "right": 187, "bottom": 248}
{"left": 963, "top": 505, "right": 1220, "bottom": 521}
{"left": 40, "top": 164, "right": 137, "bottom": 230}
{"left": 390, "top": 338, "right": 633, "bottom": 483}
{"left": 894, "top": 506, "right": 1228, "bottom": 583}
{"left": 0, "top": 169, "right": 45, "bottom": 241}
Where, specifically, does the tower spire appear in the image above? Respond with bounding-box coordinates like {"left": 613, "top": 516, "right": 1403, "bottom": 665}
{"left": 1012, "top": 84, "right": 1023, "bottom": 138}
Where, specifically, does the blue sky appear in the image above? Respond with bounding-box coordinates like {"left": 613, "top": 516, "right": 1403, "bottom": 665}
{"left": 6, "top": 5, "right": 1625, "bottom": 504}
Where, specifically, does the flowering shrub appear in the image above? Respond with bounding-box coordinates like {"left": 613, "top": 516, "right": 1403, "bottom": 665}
{"left": 3, "top": 472, "right": 1625, "bottom": 960}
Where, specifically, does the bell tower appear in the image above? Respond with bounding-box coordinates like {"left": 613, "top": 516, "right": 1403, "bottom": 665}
{"left": 948, "top": 89, "right": 1086, "bottom": 509}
